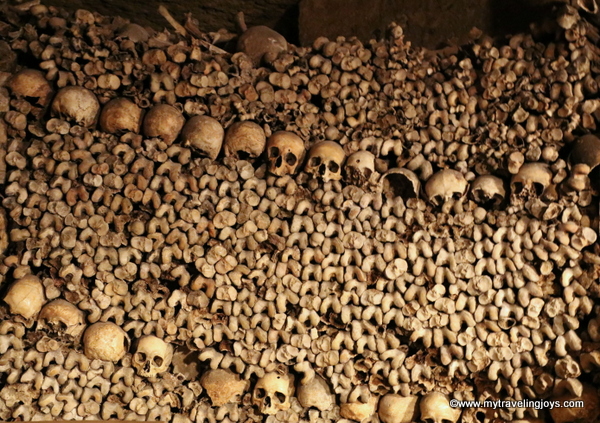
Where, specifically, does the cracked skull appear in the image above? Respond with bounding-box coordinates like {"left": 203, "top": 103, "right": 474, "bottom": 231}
{"left": 382, "top": 167, "right": 420, "bottom": 199}
{"left": 38, "top": 299, "right": 86, "bottom": 339}
{"left": 266, "top": 131, "right": 305, "bottom": 176}
{"left": 345, "top": 150, "right": 376, "bottom": 186}
{"left": 224, "top": 121, "right": 266, "bottom": 159}
{"left": 305, "top": 141, "right": 345, "bottom": 181}
{"left": 424, "top": 169, "right": 468, "bottom": 207}
{"left": 132, "top": 335, "right": 173, "bottom": 380}
{"left": 470, "top": 174, "right": 506, "bottom": 207}
{"left": 252, "top": 371, "right": 294, "bottom": 415}
{"left": 510, "top": 162, "right": 552, "bottom": 201}
{"left": 51, "top": 86, "right": 100, "bottom": 127}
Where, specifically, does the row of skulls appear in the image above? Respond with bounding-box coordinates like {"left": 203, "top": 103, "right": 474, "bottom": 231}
{"left": 9, "top": 69, "right": 599, "bottom": 202}
{"left": 4, "top": 275, "right": 460, "bottom": 421}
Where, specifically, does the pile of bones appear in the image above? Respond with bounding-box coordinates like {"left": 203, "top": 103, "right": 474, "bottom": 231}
{"left": 0, "top": 0, "right": 600, "bottom": 422}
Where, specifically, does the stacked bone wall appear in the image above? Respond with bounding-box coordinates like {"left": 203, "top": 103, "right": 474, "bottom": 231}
{"left": 0, "top": 2, "right": 599, "bottom": 423}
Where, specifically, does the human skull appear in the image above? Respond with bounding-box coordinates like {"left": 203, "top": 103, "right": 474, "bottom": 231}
{"left": 266, "top": 131, "right": 305, "bottom": 176}
{"left": 378, "top": 394, "right": 419, "bottom": 423}
{"left": 51, "top": 86, "right": 100, "bottom": 127}
{"left": 83, "top": 322, "right": 129, "bottom": 362}
{"left": 4, "top": 274, "right": 45, "bottom": 319}
{"left": 237, "top": 25, "right": 287, "bottom": 66}
{"left": 142, "top": 104, "right": 185, "bottom": 145}
{"left": 8, "top": 68, "right": 52, "bottom": 107}
{"left": 510, "top": 162, "right": 553, "bottom": 201}
{"left": 224, "top": 121, "right": 266, "bottom": 160}
{"left": 340, "top": 395, "right": 379, "bottom": 421}
{"left": 424, "top": 169, "right": 468, "bottom": 206}
{"left": 305, "top": 141, "right": 345, "bottom": 181}
{"left": 201, "top": 369, "right": 247, "bottom": 406}
{"left": 252, "top": 371, "right": 294, "bottom": 415}
{"left": 345, "top": 150, "right": 376, "bottom": 186}
{"left": 38, "top": 299, "right": 86, "bottom": 339}
{"left": 296, "top": 374, "right": 334, "bottom": 411}
{"left": 382, "top": 167, "right": 420, "bottom": 199}
{"left": 99, "top": 97, "right": 142, "bottom": 134}
{"left": 181, "top": 115, "right": 224, "bottom": 160}
{"left": 567, "top": 134, "right": 600, "bottom": 191}
{"left": 420, "top": 392, "right": 461, "bottom": 423}
{"left": 469, "top": 174, "right": 506, "bottom": 207}
{"left": 132, "top": 335, "right": 173, "bottom": 380}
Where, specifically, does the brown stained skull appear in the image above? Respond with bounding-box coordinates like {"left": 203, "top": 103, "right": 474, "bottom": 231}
{"left": 181, "top": 115, "right": 224, "bottom": 160}
{"left": 8, "top": 69, "right": 52, "bottom": 107}
{"left": 237, "top": 24, "right": 287, "bottom": 66}
{"left": 305, "top": 141, "right": 345, "bottom": 182}
{"left": 266, "top": 131, "right": 305, "bottom": 176}
{"left": 99, "top": 97, "right": 142, "bottom": 134}
{"left": 51, "top": 86, "right": 100, "bottom": 127}
{"left": 224, "top": 121, "right": 266, "bottom": 160}
{"left": 142, "top": 104, "right": 185, "bottom": 146}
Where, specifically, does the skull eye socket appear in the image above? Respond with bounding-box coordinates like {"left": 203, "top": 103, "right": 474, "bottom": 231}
{"left": 153, "top": 356, "right": 163, "bottom": 367}
{"left": 135, "top": 352, "right": 146, "bottom": 362}
{"left": 512, "top": 182, "right": 524, "bottom": 194}
{"left": 328, "top": 161, "right": 339, "bottom": 173}
{"left": 255, "top": 388, "right": 266, "bottom": 399}
{"left": 269, "top": 146, "right": 280, "bottom": 157}
{"left": 533, "top": 182, "right": 545, "bottom": 196}
{"left": 432, "top": 195, "right": 443, "bottom": 206}
{"left": 285, "top": 152, "right": 297, "bottom": 166}
{"left": 310, "top": 156, "right": 322, "bottom": 167}
{"left": 452, "top": 191, "right": 463, "bottom": 200}
{"left": 275, "top": 392, "right": 287, "bottom": 403}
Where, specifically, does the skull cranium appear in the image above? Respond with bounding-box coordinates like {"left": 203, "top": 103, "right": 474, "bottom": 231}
{"left": 224, "top": 121, "right": 266, "bottom": 160}
{"left": 181, "top": 115, "right": 224, "bottom": 160}
{"left": 201, "top": 369, "right": 247, "bottom": 406}
{"left": 424, "top": 169, "right": 468, "bottom": 207}
{"left": 510, "top": 162, "right": 553, "bottom": 202}
{"left": 296, "top": 374, "right": 334, "bottom": 411}
{"left": 382, "top": 167, "right": 420, "bottom": 199}
{"left": 252, "top": 371, "right": 294, "bottom": 415}
{"left": 420, "top": 392, "right": 461, "bottom": 423}
{"left": 132, "top": 335, "right": 173, "bottom": 380}
{"left": 345, "top": 150, "right": 376, "bottom": 186}
{"left": 266, "top": 131, "right": 305, "bottom": 176}
{"left": 305, "top": 141, "right": 345, "bottom": 181}
{"left": 83, "top": 322, "right": 129, "bottom": 362}
{"left": 469, "top": 174, "right": 506, "bottom": 207}
{"left": 38, "top": 299, "right": 86, "bottom": 339}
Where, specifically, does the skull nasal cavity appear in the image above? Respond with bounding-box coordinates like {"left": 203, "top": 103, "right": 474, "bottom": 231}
{"left": 285, "top": 152, "right": 297, "bottom": 165}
